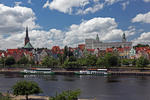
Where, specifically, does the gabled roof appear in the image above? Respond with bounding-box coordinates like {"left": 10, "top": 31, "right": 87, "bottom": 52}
{"left": 24, "top": 42, "right": 33, "bottom": 49}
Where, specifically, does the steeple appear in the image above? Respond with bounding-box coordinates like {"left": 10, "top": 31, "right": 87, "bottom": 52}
{"left": 25, "top": 26, "right": 30, "bottom": 46}
{"left": 122, "top": 33, "right": 126, "bottom": 42}
{"left": 26, "top": 26, "right": 29, "bottom": 38}
{"left": 96, "top": 34, "right": 100, "bottom": 42}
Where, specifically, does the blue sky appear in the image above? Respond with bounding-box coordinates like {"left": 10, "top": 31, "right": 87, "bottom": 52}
{"left": 0, "top": 0, "right": 150, "bottom": 49}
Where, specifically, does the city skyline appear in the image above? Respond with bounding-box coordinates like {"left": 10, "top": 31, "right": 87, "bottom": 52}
{"left": 0, "top": 0, "right": 150, "bottom": 49}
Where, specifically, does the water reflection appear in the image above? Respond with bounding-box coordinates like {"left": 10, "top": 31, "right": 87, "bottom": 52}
{"left": 24, "top": 75, "right": 58, "bottom": 81}
{"left": 106, "top": 76, "right": 121, "bottom": 83}
{"left": 0, "top": 73, "right": 150, "bottom": 100}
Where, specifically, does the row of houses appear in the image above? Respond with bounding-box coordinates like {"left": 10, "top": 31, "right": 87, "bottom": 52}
{"left": 0, "top": 44, "right": 150, "bottom": 64}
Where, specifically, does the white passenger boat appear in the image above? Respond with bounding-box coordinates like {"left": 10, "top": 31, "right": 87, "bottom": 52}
{"left": 75, "top": 69, "right": 109, "bottom": 75}
{"left": 21, "top": 68, "right": 55, "bottom": 75}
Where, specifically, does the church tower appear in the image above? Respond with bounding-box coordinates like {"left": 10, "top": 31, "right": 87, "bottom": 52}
{"left": 96, "top": 34, "right": 100, "bottom": 42}
{"left": 122, "top": 33, "right": 126, "bottom": 42}
{"left": 25, "top": 27, "right": 30, "bottom": 46}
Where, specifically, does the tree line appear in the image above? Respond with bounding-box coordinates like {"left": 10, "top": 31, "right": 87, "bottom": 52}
{"left": 0, "top": 46, "right": 149, "bottom": 68}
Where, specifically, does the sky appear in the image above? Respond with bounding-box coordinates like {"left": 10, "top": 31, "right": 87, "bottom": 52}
{"left": 0, "top": 0, "right": 150, "bottom": 49}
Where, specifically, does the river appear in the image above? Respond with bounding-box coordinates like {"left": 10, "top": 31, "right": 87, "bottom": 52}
{"left": 0, "top": 73, "right": 150, "bottom": 100}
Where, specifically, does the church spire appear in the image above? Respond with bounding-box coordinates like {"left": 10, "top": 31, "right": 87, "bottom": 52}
{"left": 122, "top": 33, "right": 126, "bottom": 42}
{"left": 96, "top": 34, "right": 99, "bottom": 42}
{"left": 25, "top": 26, "right": 30, "bottom": 46}
{"left": 26, "top": 26, "right": 28, "bottom": 38}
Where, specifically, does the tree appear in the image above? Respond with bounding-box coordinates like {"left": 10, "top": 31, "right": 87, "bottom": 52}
{"left": 63, "top": 60, "right": 79, "bottom": 69}
{"left": 131, "top": 59, "right": 136, "bottom": 66}
{"left": 134, "top": 44, "right": 149, "bottom": 48}
{"left": 86, "top": 55, "right": 97, "bottom": 67}
{"left": 12, "top": 80, "right": 42, "bottom": 100}
{"left": 5, "top": 56, "right": 15, "bottom": 66}
{"left": 103, "top": 53, "right": 119, "bottom": 68}
{"left": 136, "top": 56, "right": 149, "bottom": 67}
{"left": 42, "top": 56, "right": 58, "bottom": 67}
{"left": 64, "top": 46, "right": 69, "bottom": 60}
{"left": 17, "top": 56, "right": 29, "bottom": 65}
{"left": 96, "top": 57, "right": 105, "bottom": 67}
{"left": 50, "top": 89, "right": 81, "bottom": 100}
{"left": 42, "top": 56, "right": 51, "bottom": 67}
{"left": 77, "top": 58, "right": 87, "bottom": 66}
{"left": 68, "top": 56, "right": 77, "bottom": 62}
{"left": 29, "top": 59, "right": 35, "bottom": 65}
{"left": 0, "top": 57, "right": 5, "bottom": 66}
{"left": 121, "top": 59, "right": 130, "bottom": 66}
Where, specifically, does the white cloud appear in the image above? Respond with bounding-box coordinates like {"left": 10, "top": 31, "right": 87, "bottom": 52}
{"left": 143, "top": 0, "right": 150, "bottom": 2}
{"left": 28, "top": 0, "right": 32, "bottom": 4}
{"left": 0, "top": 29, "right": 65, "bottom": 49}
{"left": 105, "top": 0, "right": 120, "bottom": 5}
{"left": 63, "top": 17, "right": 133, "bottom": 47}
{"left": 43, "top": 0, "right": 89, "bottom": 14}
{"left": 133, "top": 32, "right": 150, "bottom": 45}
{"left": 0, "top": 4, "right": 39, "bottom": 35}
{"left": 121, "top": 1, "right": 129, "bottom": 10}
{"left": 0, "top": 15, "right": 135, "bottom": 49}
{"left": 15, "top": 2, "right": 22, "bottom": 6}
{"left": 77, "top": 3, "right": 104, "bottom": 15}
{"left": 132, "top": 11, "right": 150, "bottom": 23}
{"left": 124, "top": 26, "right": 136, "bottom": 37}
{"left": 43, "top": 0, "right": 120, "bottom": 15}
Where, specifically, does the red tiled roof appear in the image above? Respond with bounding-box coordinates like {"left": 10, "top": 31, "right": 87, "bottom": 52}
{"left": 52, "top": 46, "right": 61, "bottom": 54}
{"left": 78, "top": 44, "right": 85, "bottom": 51}
{"left": 87, "top": 49, "right": 95, "bottom": 52}
{"left": 106, "top": 48, "right": 113, "bottom": 52}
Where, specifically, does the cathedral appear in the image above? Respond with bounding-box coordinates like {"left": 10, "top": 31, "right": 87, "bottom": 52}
{"left": 24, "top": 27, "right": 34, "bottom": 50}
{"left": 85, "top": 33, "right": 132, "bottom": 50}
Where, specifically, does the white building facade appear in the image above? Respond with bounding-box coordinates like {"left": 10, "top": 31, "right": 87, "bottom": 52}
{"left": 85, "top": 33, "right": 132, "bottom": 50}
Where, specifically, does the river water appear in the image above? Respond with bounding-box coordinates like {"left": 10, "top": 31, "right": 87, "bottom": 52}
{"left": 0, "top": 73, "right": 150, "bottom": 100}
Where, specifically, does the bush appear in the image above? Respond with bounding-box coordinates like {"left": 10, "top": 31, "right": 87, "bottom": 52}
{"left": 5, "top": 57, "right": 15, "bottom": 66}
{"left": 0, "top": 92, "right": 11, "bottom": 100}
{"left": 50, "top": 89, "right": 81, "bottom": 100}
{"left": 136, "top": 56, "right": 149, "bottom": 67}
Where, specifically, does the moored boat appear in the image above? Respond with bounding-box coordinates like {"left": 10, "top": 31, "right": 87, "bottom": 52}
{"left": 20, "top": 68, "right": 55, "bottom": 75}
{"left": 74, "top": 68, "right": 110, "bottom": 75}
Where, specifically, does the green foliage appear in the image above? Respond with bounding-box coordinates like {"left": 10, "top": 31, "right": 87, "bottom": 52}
{"left": 5, "top": 56, "right": 15, "bottom": 66}
{"left": 28, "top": 59, "right": 35, "bottom": 65}
{"left": 12, "top": 80, "right": 42, "bottom": 100}
{"left": 68, "top": 56, "right": 77, "bottom": 62}
{"left": 0, "top": 93, "right": 11, "bottom": 100}
{"left": 121, "top": 59, "right": 130, "bottom": 66}
{"left": 96, "top": 57, "right": 105, "bottom": 67}
{"left": 131, "top": 59, "right": 136, "bottom": 66}
{"left": 134, "top": 44, "right": 149, "bottom": 48}
{"left": 49, "top": 89, "right": 81, "bottom": 100}
{"left": 76, "top": 58, "right": 87, "bottom": 66}
{"left": 42, "top": 56, "right": 58, "bottom": 67}
{"left": 136, "top": 56, "right": 149, "bottom": 67}
{"left": 63, "top": 60, "right": 79, "bottom": 69}
{"left": 103, "top": 53, "right": 119, "bottom": 68}
{"left": 86, "top": 55, "right": 97, "bottom": 66}
{"left": 64, "top": 46, "right": 69, "bottom": 60}
{"left": 0, "top": 58, "right": 5, "bottom": 65}
{"left": 17, "top": 56, "right": 29, "bottom": 64}
{"left": 58, "top": 54, "right": 64, "bottom": 65}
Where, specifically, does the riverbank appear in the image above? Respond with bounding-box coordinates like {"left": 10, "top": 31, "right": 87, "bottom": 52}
{"left": 1, "top": 67, "right": 150, "bottom": 76}
{"left": 2, "top": 93, "right": 94, "bottom": 100}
